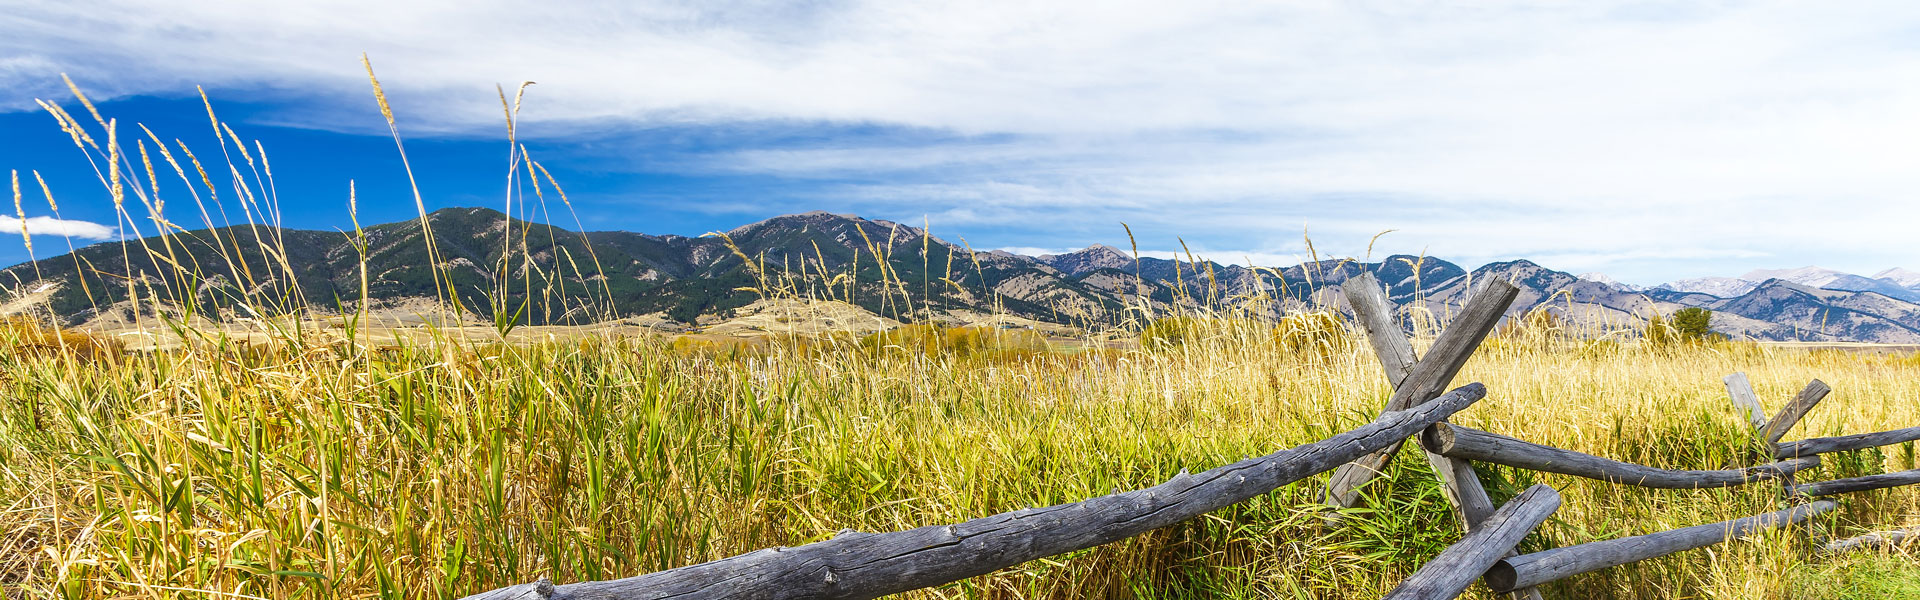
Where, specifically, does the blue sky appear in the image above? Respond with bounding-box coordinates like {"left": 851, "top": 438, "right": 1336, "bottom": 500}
{"left": 6, "top": 1, "right": 1920, "bottom": 286}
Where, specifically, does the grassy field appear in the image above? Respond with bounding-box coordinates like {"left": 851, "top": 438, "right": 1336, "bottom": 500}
{"left": 2, "top": 316, "right": 1918, "bottom": 600}
{"left": 4, "top": 76, "right": 1917, "bottom": 600}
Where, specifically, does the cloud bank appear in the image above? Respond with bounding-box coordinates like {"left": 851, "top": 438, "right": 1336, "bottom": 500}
{"left": 0, "top": 215, "right": 116, "bottom": 240}
{"left": 5, "top": 1, "right": 1920, "bottom": 282}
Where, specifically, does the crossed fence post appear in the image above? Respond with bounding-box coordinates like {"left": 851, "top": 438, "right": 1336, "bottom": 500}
{"left": 1320, "top": 273, "right": 1541, "bottom": 600}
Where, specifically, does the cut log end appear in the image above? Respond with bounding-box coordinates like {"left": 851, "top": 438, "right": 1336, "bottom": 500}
{"left": 1421, "top": 423, "right": 1458, "bottom": 455}
{"left": 1483, "top": 563, "right": 1520, "bottom": 594}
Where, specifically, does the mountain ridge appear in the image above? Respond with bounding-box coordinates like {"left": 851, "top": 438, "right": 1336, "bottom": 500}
{"left": 5, "top": 208, "right": 1920, "bottom": 342}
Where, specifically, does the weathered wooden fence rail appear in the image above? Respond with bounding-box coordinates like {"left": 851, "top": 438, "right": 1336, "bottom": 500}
{"left": 1483, "top": 500, "right": 1839, "bottom": 593}
{"left": 1775, "top": 425, "right": 1920, "bottom": 459}
{"left": 1824, "top": 527, "right": 1919, "bottom": 554}
{"left": 1422, "top": 423, "right": 1820, "bottom": 489}
{"left": 463, "top": 384, "right": 1491, "bottom": 600}
{"left": 463, "top": 275, "right": 1920, "bottom": 600}
{"left": 1382, "top": 485, "right": 1561, "bottom": 600}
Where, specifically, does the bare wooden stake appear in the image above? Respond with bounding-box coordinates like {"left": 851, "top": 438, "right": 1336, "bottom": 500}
{"left": 1762, "top": 379, "right": 1831, "bottom": 445}
{"left": 1382, "top": 484, "right": 1561, "bottom": 600}
{"left": 1723, "top": 372, "right": 1768, "bottom": 431}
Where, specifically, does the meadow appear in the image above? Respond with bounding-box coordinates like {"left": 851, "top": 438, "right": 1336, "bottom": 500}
{"left": 2, "top": 313, "right": 1919, "bottom": 600}
{"left": 3, "top": 74, "right": 1918, "bottom": 600}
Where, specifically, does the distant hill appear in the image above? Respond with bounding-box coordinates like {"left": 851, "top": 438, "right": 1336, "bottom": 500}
{"left": 6, "top": 208, "right": 1920, "bottom": 342}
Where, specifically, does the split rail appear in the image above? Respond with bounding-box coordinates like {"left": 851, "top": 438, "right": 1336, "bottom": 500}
{"left": 464, "top": 275, "right": 1920, "bottom": 600}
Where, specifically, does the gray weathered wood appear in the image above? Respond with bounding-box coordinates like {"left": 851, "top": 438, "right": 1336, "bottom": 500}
{"left": 1762, "top": 379, "right": 1831, "bottom": 445}
{"left": 463, "top": 580, "right": 553, "bottom": 600}
{"left": 1723, "top": 372, "right": 1768, "bottom": 430}
{"left": 1775, "top": 425, "right": 1920, "bottom": 459}
{"left": 1323, "top": 276, "right": 1540, "bottom": 600}
{"left": 1823, "top": 527, "right": 1920, "bottom": 554}
{"left": 1381, "top": 484, "right": 1561, "bottom": 600}
{"left": 1322, "top": 273, "right": 1417, "bottom": 507}
{"left": 460, "top": 384, "right": 1490, "bottom": 600}
{"left": 1347, "top": 271, "right": 1420, "bottom": 388}
{"left": 1326, "top": 277, "right": 1520, "bottom": 512}
{"left": 1789, "top": 468, "right": 1920, "bottom": 497}
{"left": 1424, "top": 424, "right": 1821, "bottom": 489}
{"left": 1484, "top": 500, "right": 1837, "bottom": 592}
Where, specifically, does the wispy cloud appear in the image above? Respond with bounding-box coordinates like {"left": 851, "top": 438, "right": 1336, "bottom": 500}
{"left": 0, "top": 215, "right": 116, "bottom": 240}
{"left": 4, "top": 1, "right": 1920, "bottom": 281}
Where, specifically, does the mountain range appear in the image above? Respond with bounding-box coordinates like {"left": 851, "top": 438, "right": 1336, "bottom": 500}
{"left": 5, "top": 207, "right": 1920, "bottom": 343}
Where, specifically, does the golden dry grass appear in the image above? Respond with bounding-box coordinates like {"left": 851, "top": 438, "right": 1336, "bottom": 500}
{"left": 1, "top": 318, "right": 1916, "bottom": 600}
{"left": 5, "top": 72, "right": 1917, "bottom": 600}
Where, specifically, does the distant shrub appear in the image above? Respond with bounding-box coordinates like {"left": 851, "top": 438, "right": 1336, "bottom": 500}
{"left": 1140, "top": 316, "right": 1202, "bottom": 349}
{"left": 0, "top": 316, "right": 120, "bottom": 361}
{"left": 669, "top": 335, "right": 760, "bottom": 361}
{"left": 1671, "top": 307, "right": 1713, "bottom": 340}
{"left": 1489, "top": 309, "right": 1571, "bottom": 353}
{"left": 859, "top": 324, "right": 1048, "bottom": 360}
{"left": 1272, "top": 311, "right": 1347, "bottom": 356}
{"left": 1642, "top": 313, "right": 1679, "bottom": 347}
{"left": 1645, "top": 307, "right": 1716, "bottom": 347}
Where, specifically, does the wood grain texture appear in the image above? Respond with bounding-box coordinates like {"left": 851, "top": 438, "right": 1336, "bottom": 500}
{"left": 1325, "top": 277, "right": 1520, "bottom": 511}
{"left": 1723, "top": 372, "right": 1768, "bottom": 430}
{"left": 1790, "top": 469, "right": 1920, "bottom": 497}
{"left": 1324, "top": 275, "right": 1541, "bottom": 600}
{"left": 1762, "top": 379, "right": 1831, "bottom": 445}
{"left": 1485, "top": 500, "right": 1837, "bottom": 592}
{"left": 1775, "top": 426, "right": 1920, "bottom": 459}
{"left": 1322, "top": 273, "right": 1417, "bottom": 508}
{"left": 1345, "top": 272, "right": 1419, "bottom": 389}
{"left": 1381, "top": 484, "right": 1560, "bottom": 600}
{"left": 1425, "top": 424, "right": 1820, "bottom": 489}
{"left": 459, "top": 385, "right": 1490, "bottom": 600}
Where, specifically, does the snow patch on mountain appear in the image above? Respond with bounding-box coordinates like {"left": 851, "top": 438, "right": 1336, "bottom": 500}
{"left": 1741, "top": 266, "right": 1845, "bottom": 288}
{"left": 1576, "top": 272, "right": 1641, "bottom": 292}
{"left": 1656, "top": 277, "right": 1758, "bottom": 298}
{"left": 1875, "top": 267, "right": 1920, "bottom": 288}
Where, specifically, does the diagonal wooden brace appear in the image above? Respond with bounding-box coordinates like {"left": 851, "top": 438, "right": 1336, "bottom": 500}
{"left": 1324, "top": 273, "right": 1519, "bottom": 520}
{"left": 1322, "top": 272, "right": 1533, "bottom": 600}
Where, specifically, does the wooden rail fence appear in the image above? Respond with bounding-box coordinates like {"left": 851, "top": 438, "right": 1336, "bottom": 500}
{"left": 464, "top": 274, "right": 1920, "bottom": 600}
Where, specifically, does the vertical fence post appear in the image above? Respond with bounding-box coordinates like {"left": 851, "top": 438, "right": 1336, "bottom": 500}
{"left": 1723, "top": 372, "right": 1769, "bottom": 431}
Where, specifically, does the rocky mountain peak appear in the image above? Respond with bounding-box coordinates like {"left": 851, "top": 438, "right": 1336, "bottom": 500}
{"left": 1874, "top": 267, "right": 1920, "bottom": 288}
{"left": 1741, "top": 266, "right": 1844, "bottom": 288}
{"left": 1038, "top": 244, "right": 1138, "bottom": 276}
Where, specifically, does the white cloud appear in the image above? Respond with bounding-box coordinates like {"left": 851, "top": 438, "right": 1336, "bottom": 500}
{"left": 0, "top": 215, "right": 116, "bottom": 240}
{"left": 5, "top": 1, "right": 1920, "bottom": 280}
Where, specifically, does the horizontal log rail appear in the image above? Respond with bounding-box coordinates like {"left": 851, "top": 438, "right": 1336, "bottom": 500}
{"left": 449, "top": 302, "right": 1916, "bottom": 600}
{"left": 459, "top": 384, "right": 1489, "bottom": 600}
{"left": 1824, "top": 527, "right": 1919, "bottom": 554}
{"left": 1790, "top": 469, "right": 1920, "bottom": 497}
{"left": 1484, "top": 500, "right": 1838, "bottom": 592}
{"left": 1382, "top": 484, "right": 1561, "bottom": 600}
{"left": 1775, "top": 425, "right": 1920, "bottom": 459}
{"left": 1422, "top": 424, "right": 1820, "bottom": 489}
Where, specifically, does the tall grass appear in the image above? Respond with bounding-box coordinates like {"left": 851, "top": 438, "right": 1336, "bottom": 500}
{"left": 5, "top": 314, "right": 1920, "bottom": 599}
{"left": 1, "top": 76, "right": 1917, "bottom": 600}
